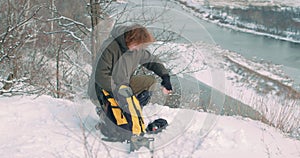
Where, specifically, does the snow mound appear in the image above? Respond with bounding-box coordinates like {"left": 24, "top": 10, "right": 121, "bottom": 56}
{"left": 0, "top": 95, "right": 299, "bottom": 158}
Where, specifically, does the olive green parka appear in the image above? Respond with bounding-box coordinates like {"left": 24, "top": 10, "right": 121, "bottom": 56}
{"left": 94, "top": 25, "right": 170, "bottom": 93}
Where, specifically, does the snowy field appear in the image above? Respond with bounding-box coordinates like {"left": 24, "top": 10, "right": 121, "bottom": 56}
{"left": 0, "top": 95, "right": 300, "bottom": 158}
{"left": 1, "top": 39, "right": 299, "bottom": 157}
{"left": 1, "top": 1, "right": 299, "bottom": 157}
{"left": 1, "top": 41, "right": 299, "bottom": 158}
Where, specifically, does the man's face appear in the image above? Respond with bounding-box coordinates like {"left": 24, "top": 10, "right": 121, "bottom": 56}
{"left": 128, "top": 43, "right": 150, "bottom": 51}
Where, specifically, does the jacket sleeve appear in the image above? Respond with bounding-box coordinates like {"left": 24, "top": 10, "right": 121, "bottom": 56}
{"left": 140, "top": 50, "right": 170, "bottom": 77}
{"left": 95, "top": 49, "right": 113, "bottom": 92}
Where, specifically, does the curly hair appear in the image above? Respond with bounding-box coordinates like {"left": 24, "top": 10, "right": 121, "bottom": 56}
{"left": 125, "top": 24, "right": 155, "bottom": 46}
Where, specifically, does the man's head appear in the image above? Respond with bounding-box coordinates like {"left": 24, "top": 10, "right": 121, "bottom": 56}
{"left": 125, "top": 24, "right": 155, "bottom": 51}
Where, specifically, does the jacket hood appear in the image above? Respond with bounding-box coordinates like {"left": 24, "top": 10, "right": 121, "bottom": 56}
{"left": 111, "top": 25, "right": 129, "bottom": 53}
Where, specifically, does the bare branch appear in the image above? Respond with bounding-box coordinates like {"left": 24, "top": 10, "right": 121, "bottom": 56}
{"left": 46, "top": 16, "right": 92, "bottom": 33}
{"left": 0, "top": 6, "right": 41, "bottom": 39}
{"left": 43, "top": 30, "right": 92, "bottom": 55}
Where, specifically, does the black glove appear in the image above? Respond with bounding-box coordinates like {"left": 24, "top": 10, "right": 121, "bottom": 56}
{"left": 146, "top": 118, "right": 168, "bottom": 134}
{"left": 161, "top": 75, "right": 172, "bottom": 91}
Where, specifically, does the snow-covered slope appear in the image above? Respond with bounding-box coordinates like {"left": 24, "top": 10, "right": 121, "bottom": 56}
{"left": 152, "top": 41, "right": 300, "bottom": 135}
{"left": 178, "top": 0, "right": 300, "bottom": 8}
{"left": 174, "top": 0, "right": 300, "bottom": 43}
{"left": 0, "top": 95, "right": 299, "bottom": 158}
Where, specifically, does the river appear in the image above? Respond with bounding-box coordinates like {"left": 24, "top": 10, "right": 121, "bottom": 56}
{"left": 121, "top": 0, "right": 300, "bottom": 90}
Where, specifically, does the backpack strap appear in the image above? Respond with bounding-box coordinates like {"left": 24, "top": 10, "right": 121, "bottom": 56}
{"left": 102, "top": 89, "right": 128, "bottom": 126}
{"left": 126, "top": 95, "right": 146, "bottom": 135}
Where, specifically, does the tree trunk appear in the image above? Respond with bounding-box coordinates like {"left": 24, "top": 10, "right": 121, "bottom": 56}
{"left": 56, "top": 43, "right": 60, "bottom": 98}
{"left": 51, "top": 0, "right": 55, "bottom": 44}
{"left": 90, "top": 0, "right": 101, "bottom": 62}
{"left": 90, "top": 0, "right": 115, "bottom": 62}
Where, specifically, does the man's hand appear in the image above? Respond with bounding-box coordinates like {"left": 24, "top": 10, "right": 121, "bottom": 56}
{"left": 162, "top": 87, "right": 172, "bottom": 95}
{"left": 161, "top": 75, "right": 172, "bottom": 92}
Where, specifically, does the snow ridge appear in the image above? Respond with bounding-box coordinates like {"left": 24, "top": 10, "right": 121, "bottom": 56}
{"left": 0, "top": 95, "right": 299, "bottom": 158}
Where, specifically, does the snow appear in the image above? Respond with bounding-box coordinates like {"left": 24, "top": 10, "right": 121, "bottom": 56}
{"left": 153, "top": 41, "right": 295, "bottom": 93}
{"left": 175, "top": 0, "right": 300, "bottom": 43}
{"left": 178, "top": 0, "right": 300, "bottom": 7}
{"left": 293, "top": 18, "right": 300, "bottom": 23}
{"left": 116, "top": 0, "right": 128, "bottom": 4}
{"left": 152, "top": 41, "right": 300, "bottom": 134}
{"left": 1, "top": 0, "right": 300, "bottom": 156}
{"left": 1, "top": 39, "right": 299, "bottom": 157}
{"left": 0, "top": 95, "right": 299, "bottom": 158}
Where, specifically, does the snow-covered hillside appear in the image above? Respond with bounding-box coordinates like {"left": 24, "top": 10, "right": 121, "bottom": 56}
{"left": 178, "top": 0, "right": 300, "bottom": 7}
{"left": 0, "top": 95, "right": 299, "bottom": 158}
{"left": 174, "top": 0, "right": 300, "bottom": 43}
{"left": 151, "top": 41, "right": 300, "bottom": 139}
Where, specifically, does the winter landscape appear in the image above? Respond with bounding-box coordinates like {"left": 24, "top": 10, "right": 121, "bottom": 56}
{"left": 1, "top": 0, "right": 300, "bottom": 158}
{"left": 0, "top": 95, "right": 299, "bottom": 158}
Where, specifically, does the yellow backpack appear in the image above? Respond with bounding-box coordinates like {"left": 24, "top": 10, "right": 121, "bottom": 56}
{"left": 99, "top": 88, "right": 146, "bottom": 136}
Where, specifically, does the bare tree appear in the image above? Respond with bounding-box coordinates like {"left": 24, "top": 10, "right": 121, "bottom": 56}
{"left": 0, "top": 0, "right": 43, "bottom": 95}
{"left": 0, "top": 0, "right": 200, "bottom": 99}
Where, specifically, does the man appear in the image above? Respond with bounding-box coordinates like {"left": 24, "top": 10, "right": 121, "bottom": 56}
{"left": 92, "top": 24, "right": 172, "bottom": 141}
